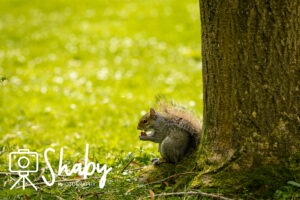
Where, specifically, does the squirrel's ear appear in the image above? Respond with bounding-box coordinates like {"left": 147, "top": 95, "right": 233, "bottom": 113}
{"left": 150, "top": 108, "right": 156, "bottom": 117}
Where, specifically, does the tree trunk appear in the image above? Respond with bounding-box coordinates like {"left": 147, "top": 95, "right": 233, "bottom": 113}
{"left": 195, "top": 0, "right": 300, "bottom": 196}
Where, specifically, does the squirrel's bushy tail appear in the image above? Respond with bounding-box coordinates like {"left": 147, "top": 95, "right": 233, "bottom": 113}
{"left": 158, "top": 102, "right": 202, "bottom": 149}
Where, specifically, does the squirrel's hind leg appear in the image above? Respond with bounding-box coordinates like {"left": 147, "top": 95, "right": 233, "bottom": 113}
{"left": 151, "top": 158, "right": 167, "bottom": 165}
{"left": 160, "top": 140, "right": 183, "bottom": 163}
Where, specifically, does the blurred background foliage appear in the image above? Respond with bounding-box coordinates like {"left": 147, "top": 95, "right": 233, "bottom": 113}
{"left": 0, "top": 0, "right": 201, "bottom": 198}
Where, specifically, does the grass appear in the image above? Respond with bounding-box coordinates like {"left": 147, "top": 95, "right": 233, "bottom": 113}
{"left": 0, "top": 0, "right": 202, "bottom": 199}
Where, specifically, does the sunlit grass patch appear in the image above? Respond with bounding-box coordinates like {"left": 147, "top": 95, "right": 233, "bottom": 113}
{"left": 0, "top": 0, "right": 201, "bottom": 198}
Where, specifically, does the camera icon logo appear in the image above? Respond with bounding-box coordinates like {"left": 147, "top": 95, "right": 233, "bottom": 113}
{"left": 9, "top": 149, "right": 38, "bottom": 190}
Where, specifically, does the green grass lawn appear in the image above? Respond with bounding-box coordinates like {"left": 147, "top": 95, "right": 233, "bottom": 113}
{"left": 0, "top": 0, "right": 202, "bottom": 199}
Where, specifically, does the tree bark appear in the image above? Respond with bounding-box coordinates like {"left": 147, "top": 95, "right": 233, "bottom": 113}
{"left": 196, "top": 0, "right": 300, "bottom": 196}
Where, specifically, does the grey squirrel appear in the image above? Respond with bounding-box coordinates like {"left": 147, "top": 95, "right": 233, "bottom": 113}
{"left": 137, "top": 105, "right": 202, "bottom": 164}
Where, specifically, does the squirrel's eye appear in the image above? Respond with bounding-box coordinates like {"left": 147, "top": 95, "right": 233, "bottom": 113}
{"left": 143, "top": 119, "right": 147, "bottom": 123}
